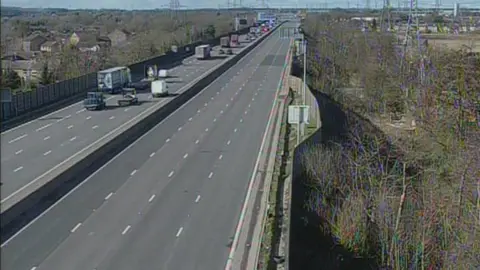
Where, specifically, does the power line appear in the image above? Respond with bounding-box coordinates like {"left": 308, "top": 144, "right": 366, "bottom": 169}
{"left": 169, "top": 0, "right": 180, "bottom": 19}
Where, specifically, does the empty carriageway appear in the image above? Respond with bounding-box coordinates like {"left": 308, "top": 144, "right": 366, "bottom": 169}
{"left": 0, "top": 25, "right": 290, "bottom": 270}
{"left": 0, "top": 38, "right": 246, "bottom": 205}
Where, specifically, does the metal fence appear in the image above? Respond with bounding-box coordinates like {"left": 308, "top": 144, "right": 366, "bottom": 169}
{"left": 0, "top": 27, "right": 251, "bottom": 124}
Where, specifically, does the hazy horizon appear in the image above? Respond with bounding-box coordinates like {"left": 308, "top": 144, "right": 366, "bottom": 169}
{"left": 2, "top": 0, "right": 479, "bottom": 10}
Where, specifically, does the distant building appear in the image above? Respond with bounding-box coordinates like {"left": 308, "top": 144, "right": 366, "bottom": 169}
{"left": 453, "top": 3, "right": 460, "bottom": 18}
{"left": 1, "top": 59, "right": 43, "bottom": 81}
{"left": 107, "top": 29, "right": 131, "bottom": 47}
{"left": 23, "top": 34, "right": 47, "bottom": 52}
{"left": 40, "top": 41, "right": 61, "bottom": 53}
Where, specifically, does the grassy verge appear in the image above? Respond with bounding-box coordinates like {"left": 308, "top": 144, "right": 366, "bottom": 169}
{"left": 258, "top": 89, "right": 295, "bottom": 270}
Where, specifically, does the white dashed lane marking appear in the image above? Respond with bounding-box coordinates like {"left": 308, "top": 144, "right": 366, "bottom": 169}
{"left": 122, "top": 225, "right": 131, "bottom": 235}
{"left": 8, "top": 134, "right": 27, "bottom": 144}
{"left": 36, "top": 124, "right": 52, "bottom": 132}
{"left": 176, "top": 227, "right": 183, "bottom": 237}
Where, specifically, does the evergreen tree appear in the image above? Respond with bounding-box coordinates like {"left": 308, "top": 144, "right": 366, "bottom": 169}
{"left": 2, "top": 69, "right": 21, "bottom": 89}
{"left": 40, "top": 62, "right": 54, "bottom": 85}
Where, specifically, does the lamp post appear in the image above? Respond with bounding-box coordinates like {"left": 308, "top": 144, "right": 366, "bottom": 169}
{"left": 303, "top": 38, "right": 307, "bottom": 106}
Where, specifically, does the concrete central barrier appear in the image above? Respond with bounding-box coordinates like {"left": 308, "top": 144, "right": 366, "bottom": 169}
{"left": 0, "top": 22, "right": 285, "bottom": 238}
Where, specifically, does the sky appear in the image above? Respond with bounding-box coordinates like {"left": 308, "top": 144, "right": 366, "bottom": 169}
{"left": 2, "top": 0, "right": 479, "bottom": 10}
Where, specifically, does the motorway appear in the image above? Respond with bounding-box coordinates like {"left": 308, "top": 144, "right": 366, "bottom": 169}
{"left": 1, "top": 25, "right": 290, "bottom": 270}
{"left": 1, "top": 25, "right": 290, "bottom": 269}
{"left": 0, "top": 37, "right": 248, "bottom": 202}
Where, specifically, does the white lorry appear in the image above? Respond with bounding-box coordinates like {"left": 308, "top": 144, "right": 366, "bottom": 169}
{"left": 97, "top": 66, "right": 132, "bottom": 94}
{"left": 195, "top": 45, "right": 211, "bottom": 60}
{"left": 151, "top": 80, "right": 169, "bottom": 97}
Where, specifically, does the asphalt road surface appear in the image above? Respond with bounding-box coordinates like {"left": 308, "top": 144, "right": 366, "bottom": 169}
{"left": 0, "top": 37, "right": 249, "bottom": 201}
{"left": 1, "top": 27, "right": 290, "bottom": 270}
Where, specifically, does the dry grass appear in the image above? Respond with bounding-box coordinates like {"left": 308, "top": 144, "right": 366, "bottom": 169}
{"left": 300, "top": 14, "right": 480, "bottom": 269}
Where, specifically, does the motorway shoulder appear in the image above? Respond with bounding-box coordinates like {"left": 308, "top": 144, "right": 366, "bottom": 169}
{"left": 0, "top": 29, "right": 288, "bottom": 270}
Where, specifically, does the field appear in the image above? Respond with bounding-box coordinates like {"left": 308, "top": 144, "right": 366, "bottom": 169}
{"left": 423, "top": 33, "right": 480, "bottom": 52}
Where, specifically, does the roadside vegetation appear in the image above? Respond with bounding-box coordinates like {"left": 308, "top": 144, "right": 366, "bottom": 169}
{"left": 1, "top": 8, "right": 255, "bottom": 90}
{"left": 300, "top": 13, "right": 479, "bottom": 269}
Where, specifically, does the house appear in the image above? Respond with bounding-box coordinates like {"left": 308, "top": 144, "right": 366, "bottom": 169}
{"left": 77, "top": 41, "right": 101, "bottom": 52}
{"left": 23, "top": 34, "right": 47, "bottom": 52}
{"left": 40, "top": 41, "right": 61, "bottom": 53}
{"left": 107, "top": 29, "right": 131, "bottom": 47}
{"left": 1, "top": 51, "right": 32, "bottom": 61}
{"left": 96, "top": 36, "right": 112, "bottom": 49}
{"left": 68, "top": 31, "right": 105, "bottom": 51}
{"left": 1, "top": 59, "right": 43, "bottom": 81}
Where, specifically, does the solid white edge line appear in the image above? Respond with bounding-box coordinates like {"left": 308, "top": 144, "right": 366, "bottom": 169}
{"left": 105, "top": 192, "right": 113, "bottom": 200}
{"left": 224, "top": 24, "right": 286, "bottom": 270}
{"left": 0, "top": 31, "right": 273, "bottom": 247}
{"left": 70, "top": 222, "right": 82, "bottom": 233}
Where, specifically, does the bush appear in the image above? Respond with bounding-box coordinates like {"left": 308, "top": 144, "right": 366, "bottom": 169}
{"left": 301, "top": 13, "right": 480, "bottom": 269}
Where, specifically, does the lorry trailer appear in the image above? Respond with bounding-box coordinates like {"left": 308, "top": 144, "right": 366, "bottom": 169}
{"left": 220, "top": 36, "right": 230, "bottom": 48}
{"left": 97, "top": 66, "right": 132, "bottom": 94}
{"left": 195, "top": 45, "right": 211, "bottom": 60}
{"left": 230, "top": 34, "right": 239, "bottom": 47}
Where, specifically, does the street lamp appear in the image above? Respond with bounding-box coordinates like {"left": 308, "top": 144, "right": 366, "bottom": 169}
{"left": 302, "top": 37, "right": 306, "bottom": 105}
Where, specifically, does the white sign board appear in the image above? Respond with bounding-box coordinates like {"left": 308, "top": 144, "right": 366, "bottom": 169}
{"left": 288, "top": 105, "right": 309, "bottom": 124}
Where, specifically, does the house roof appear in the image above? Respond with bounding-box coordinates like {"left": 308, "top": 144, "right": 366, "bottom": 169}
{"left": 97, "top": 36, "right": 111, "bottom": 42}
{"left": 25, "top": 34, "right": 46, "bottom": 41}
{"left": 71, "top": 31, "right": 98, "bottom": 43}
{"left": 1, "top": 51, "right": 33, "bottom": 60}
{"left": 41, "top": 41, "right": 58, "bottom": 47}
{"left": 2, "top": 60, "right": 43, "bottom": 71}
{"left": 77, "top": 40, "right": 100, "bottom": 49}
{"left": 109, "top": 29, "right": 132, "bottom": 37}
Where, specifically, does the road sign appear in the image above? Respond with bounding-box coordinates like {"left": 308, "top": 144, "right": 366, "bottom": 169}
{"left": 288, "top": 105, "right": 309, "bottom": 124}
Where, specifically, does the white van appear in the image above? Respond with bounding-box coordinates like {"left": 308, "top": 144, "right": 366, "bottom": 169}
{"left": 158, "top": 69, "right": 168, "bottom": 78}
{"left": 151, "top": 80, "right": 168, "bottom": 97}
